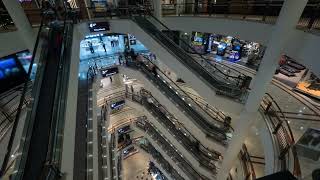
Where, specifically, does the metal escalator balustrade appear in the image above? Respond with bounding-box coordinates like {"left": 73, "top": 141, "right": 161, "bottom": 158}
{"left": 126, "top": 55, "right": 231, "bottom": 145}
{"left": 260, "top": 93, "right": 301, "bottom": 178}
{"left": 138, "top": 90, "right": 219, "bottom": 173}
{"left": 137, "top": 138, "right": 184, "bottom": 180}
{"left": 135, "top": 117, "right": 210, "bottom": 180}
{"left": 103, "top": 89, "right": 221, "bottom": 175}
{"left": 132, "top": 15, "right": 250, "bottom": 100}
{"left": 1, "top": 4, "right": 75, "bottom": 178}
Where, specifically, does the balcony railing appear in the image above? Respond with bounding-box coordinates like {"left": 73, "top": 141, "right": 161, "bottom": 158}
{"left": 238, "top": 144, "right": 256, "bottom": 180}
{"left": 260, "top": 93, "right": 301, "bottom": 178}
{"left": 162, "top": 1, "right": 320, "bottom": 31}
{"left": 101, "top": 88, "right": 222, "bottom": 173}
{"left": 1, "top": 1, "right": 320, "bottom": 33}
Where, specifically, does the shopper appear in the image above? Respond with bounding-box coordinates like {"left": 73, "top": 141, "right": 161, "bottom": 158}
{"left": 102, "top": 42, "right": 106, "bottom": 52}
{"left": 89, "top": 41, "right": 94, "bottom": 53}
{"left": 94, "top": 62, "right": 98, "bottom": 72}
{"left": 118, "top": 55, "right": 122, "bottom": 65}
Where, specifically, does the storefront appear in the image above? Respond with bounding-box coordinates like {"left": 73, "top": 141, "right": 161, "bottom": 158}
{"left": 274, "top": 54, "right": 320, "bottom": 100}
{"left": 190, "top": 31, "right": 264, "bottom": 67}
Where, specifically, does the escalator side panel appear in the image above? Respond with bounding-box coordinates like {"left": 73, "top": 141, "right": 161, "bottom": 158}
{"left": 22, "top": 29, "right": 63, "bottom": 180}
{"left": 73, "top": 79, "right": 88, "bottom": 180}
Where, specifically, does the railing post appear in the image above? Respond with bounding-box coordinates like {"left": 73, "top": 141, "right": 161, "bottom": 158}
{"left": 265, "top": 101, "right": 272, "bottom": 114}
{"left": 272, "top": 121, "right": 282, "bottom": 134}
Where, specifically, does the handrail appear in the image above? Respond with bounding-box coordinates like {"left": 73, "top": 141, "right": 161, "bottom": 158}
{"left": 139, "top": 118, "right": 209, "bottom": 180}
{"left": 105, "top": 112, "right": 207, "bottom": 179}
{"left": 239, "top": 144, "right": 256, "bottom": 180}
{"left": 138, "top": 54, "right": 228, "bottom": 126}
{"left": 260, "top": 93, "right": 301, "bottom": 178}
{"left": 102, "top": 89, "right": 221, "bottom": 160}
{"left": 138, "top": 138, "right": 185, "bottom": 180}
{"left": 132, "top": 15, "right": 248, "bottom": 99}
{"left": 0, "top": 16, "right": 44, "bottom": 177}
{"left": 161, "top": 1, "right": 320, "bottom": 30}
{"left": 130, "top": 56, "right": 229, "bottom": 143}
{"left": 146, "top": 13, "right": 247, "bottom": 81}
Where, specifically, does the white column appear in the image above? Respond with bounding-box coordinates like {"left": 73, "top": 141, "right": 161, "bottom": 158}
{"left": 2, "top": 0, "right": 35, "bottom": 51}
{"left": 217, "top": 0, "right": 308, "bottom": 179}
{"left": 153, "top": 0, "right": 162, "bottom": 21}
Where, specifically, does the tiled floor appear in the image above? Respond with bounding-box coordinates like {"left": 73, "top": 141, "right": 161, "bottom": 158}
{"left": 122, "top": 146, "right": 153, "bottom": 180}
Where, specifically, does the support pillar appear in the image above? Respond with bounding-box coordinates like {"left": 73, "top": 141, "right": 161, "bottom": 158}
{"left": 2, "top": 0, "right": 35, "bottom": 51}
{"left": 153, "top": 0, "right": 162, "bottom": 21}
{"left": 217, "top": 0, "right": 308, "bottom": 179}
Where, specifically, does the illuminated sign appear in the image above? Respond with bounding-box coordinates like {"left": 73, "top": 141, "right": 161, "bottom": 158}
{"left": 100, "top": 67, "right": 118, "bottom": 77}
{"left": 88, "top": 22, "right": 110, "bottom": 32}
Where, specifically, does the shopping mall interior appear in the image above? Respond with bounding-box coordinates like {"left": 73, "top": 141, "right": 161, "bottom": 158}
{"left": 0, "top": 0, "right": 320, "bottom": 180}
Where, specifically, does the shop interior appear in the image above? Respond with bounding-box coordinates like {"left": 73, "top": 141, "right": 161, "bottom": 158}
{"left": 274, "top": 54, "right": 320, "bottom": 100}
{"left": 189, "top": 31, "right": 265, "bottom": 70}
{"left": 79, "top": 33, "right": 148, "bottom": 76}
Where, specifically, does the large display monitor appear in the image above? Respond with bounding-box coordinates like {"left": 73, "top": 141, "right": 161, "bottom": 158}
{"left": 88, "top": 22, "right": 110, "bottom": 32}
{"left": 16, "top": 50, "right": 32, "bottom": 73}
{"left": 101, "top": 67, "right": 119, "bottom": 77}
{"left": 0, "top": 55, "right": 27, "bottom": 93}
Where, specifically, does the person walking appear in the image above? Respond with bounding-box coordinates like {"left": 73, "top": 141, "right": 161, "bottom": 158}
{"left": 89, "top": 41, "right": 94, "bottom": 53}
{"left": 118, "top": 55, "right": 122, "bottom": 65}
{"left": 109, "top": 76, "right": 113, "bottom": 83}
{"left": 102, "top": 42, "right": 106, "bottom": 52}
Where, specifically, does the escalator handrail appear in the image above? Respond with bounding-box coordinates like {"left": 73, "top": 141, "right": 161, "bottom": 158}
{"left": 103, "top": 90, "right": 222, "bottom": 158}
{"left": 143, "top": 121, "right": 208, "bottom": 179}
{"left": 146, "top": 13, "right": 247, "bottom": 81}
{"left": 128, "top": 57, "right": 228, "bottom": 141}
{"left": 132, "top": 16, "right": 243, "bottom": 98}
{"left": 0, "top": 17, "right": 45, "bottom": 177}
{"left": 139, "top": 54, "right": 228, "bottom": 125}
{"left": 261, "top": 93, "right": 301, "bottom": 177}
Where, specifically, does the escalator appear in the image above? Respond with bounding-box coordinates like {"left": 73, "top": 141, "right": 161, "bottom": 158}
{"left": 132, "top": 15, "right": 251, "bottom": 100}
{"left": 22, "top": 25, "right": 65, "bottom": 180}
{"left": 0, "top": 15, "right": 74, "bottom": 179}
{"left": 127, "top": 55, "right": 230, "bottom": 144}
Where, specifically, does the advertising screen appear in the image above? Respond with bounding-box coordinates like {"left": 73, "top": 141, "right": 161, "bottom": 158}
{"left": 0, "top": 56, "right": 26, "bottom": 93}
{"left": 16, "top": 50, "right": 32, "bottom": 72}
{"left": 101, "top": 67, "right": 119, "bottom": 77}
{"left": 192, "top": 32, "right": 204, "bottom": 46}
{"left": 110, "top": 100, "right": 125, "bottom": 110}
{"left": 88, "top": 22, "right": 110, "bottom": 32}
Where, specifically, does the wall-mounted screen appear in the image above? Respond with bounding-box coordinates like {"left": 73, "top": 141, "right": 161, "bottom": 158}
{"left": 88, "top": 22, "right": 110, "bottom": 32}
{"left": 16, "top": 50, "right": 32, "bottom": 73}
{"left": 0, "top": 55, "right": 26, "bottom": 93}
{"left": 110, "top": 100, "right": 125, "bottom": 110}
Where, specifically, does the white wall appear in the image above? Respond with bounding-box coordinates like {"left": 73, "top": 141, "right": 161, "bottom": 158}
{"left": 0, "top": 31, "right": 28, "bottom": 57}
{"left": 163, "top": 17, "right": 320, "bottom": 76}
{"left": 163, "top": 16, "right": 273, "bottom": 45}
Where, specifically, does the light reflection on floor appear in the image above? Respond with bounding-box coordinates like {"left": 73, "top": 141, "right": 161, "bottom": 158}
{"left": 78, "top": 34, "right": 148, "bottom": 76}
